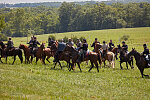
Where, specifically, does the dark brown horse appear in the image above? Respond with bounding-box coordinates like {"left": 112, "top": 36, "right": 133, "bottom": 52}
{"left": 19, "top": 44, "right": 33, "bottom": 63}
{"left": 30, "top": 43, "right": 46, "bottom": 64}
{"left": 118, "top": 45, "right": 134, "bottom": 69}
{"left": 50, "top": 42, "right": 72, "bottom": 70}
{"left": 95, "top": 43, "right": 115, "bottom": 68}
{"left": 64, "top": 45, "right": 102, "bottom": 72}
{"left": 0, "top": 41, "right": 23, "bottom": 64}
{"left": 128, "top": 48, "right": 149, "bottom": 78}
{"left": 111, "top": 47, "right": 119, "bottom": 60}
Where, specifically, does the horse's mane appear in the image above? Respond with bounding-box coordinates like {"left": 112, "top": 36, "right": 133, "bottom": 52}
{"left": 20, "top": 44, "right": 28, "bottom": 48}
{"left": 0, "top": 41, "right": 6, "bottom": 49}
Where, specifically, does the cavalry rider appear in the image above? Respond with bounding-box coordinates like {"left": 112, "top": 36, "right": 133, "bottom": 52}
{"left": 6, "top": 37, "right": 14, "bottom": 55}
{"left": 142, "top": 44, "right": 150, "bottom": 66}
{"left": 48, "top": 37, "right": 55, "bottom": 47}
{"left": 76, "top": 38, "right": 82, "bottom": 51}
{"left": 67, "top": 38, "right": 74, "bottom": 47}
{"left": 122, "top": 41, "right": 128, "bottom": 53}
{"left": 108, "top": 40, "right": 115, "bottom": 51}
{"left": 91, "top": 38, "right": 100, "bottom": 51}
{"left": 102, "top": 41, "right": 108, "bottom": 60}
{"left": 53, "top": 40, "right": 66, "bottom": 62}
{"left": 77, "top": 39, "right": 88, "bottom": 62}
{"left": 28, "top": 36, "right": 40, "bottom": 57}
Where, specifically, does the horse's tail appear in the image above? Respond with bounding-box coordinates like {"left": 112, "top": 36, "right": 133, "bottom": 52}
{"left": 18, "top": 49, "right": 23, "bottom": 63}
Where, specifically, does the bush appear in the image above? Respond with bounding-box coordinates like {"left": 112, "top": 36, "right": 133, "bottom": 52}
{"left": 0, "top": 33, "right": 7, "bottom": 41}
{"left": 120, "top": 35, "right": 130, "bottom": 41}
{"left": 48, "top": 35, "right": 56, "bottom": 40}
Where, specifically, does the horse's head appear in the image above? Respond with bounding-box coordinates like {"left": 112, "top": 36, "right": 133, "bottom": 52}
{"left": 51, "top": 43, "right": 58, "bottom": 51}
{"left": 128, "top": 48, "right": 137, "bottom": 57}
{"left": 0, "top": 41, "right": 6, "bottom": 49}
{"left": 40, "top": 43, "right": 45, "bottom": 49}
{"left": 19, "top": 44, "right": 25, "bottom": 49}
{"left": 64, "top": 45, "right": 78, "bottom": 53}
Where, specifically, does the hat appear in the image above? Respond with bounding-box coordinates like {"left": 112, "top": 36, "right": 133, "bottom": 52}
{"left": 122, "top": 41, "right": 125, "bottom": 43}
{"left": 83, "top": 39, "right": 86, "bottom": 42}
{"left": 95, "top": 38, "right": 97, "bottom": 40}
{"left": 143, "top": 44, "right": 147, "bottom": 47}
{"left": 103, "top": 41, "right": 105, "bottom": 43}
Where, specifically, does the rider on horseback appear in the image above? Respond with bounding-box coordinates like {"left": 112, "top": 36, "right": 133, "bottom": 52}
{"left": 6, "top": 37, "right": 14, "bottom": 55}
{"left": 48, "top": 37, "right": 55, "bottom": 47}
{"left": 91, "top": 38, "right": 100, "bottom": 51}
{"left": 102, "top": 41, "right": 108, "bottom": 60}
{"left": 77, "top": 39, "right": 88, "bottom": 62}
{"left": 76, "top": 38, "right": 82, "bottom": 51}
{"left": 28, "top": 36, "right": 40, "bottom": 57}
{"left": 67, "top": 38, "right": 74, "bottom": 47}
{"left": 122, "top": 41, "right": 128, "bottom": 53}
{"left": 53, "top": 41, "right": 66, "bottom": 62}
{"left": 142, "top": 44, "right": 150, "bottom": 66}
{"left": 108, "top": 40, "right": 115, "bottom": 51}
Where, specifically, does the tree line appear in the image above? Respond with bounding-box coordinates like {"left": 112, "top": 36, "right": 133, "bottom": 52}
{"left": 0, "top": 2, "right": 150, "bottom": 37}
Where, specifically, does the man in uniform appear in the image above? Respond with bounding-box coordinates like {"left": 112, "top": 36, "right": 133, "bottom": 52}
{"left": 142, "top": 44, "right": 150, "bottom": 66}
{"left": 53, "top": 41, "right": 66, "bottom": 62}
{"left": 76, "top": 38, "right": 82, "bottom": 51}
{"left": 67, "top": 38, "right": 74, "bottom": 47}
{"left": 108, "top": 40, "right": 115, "bottom": 51}
{"left": 102, "top": 41, "right": 108, "bottom": 60}
{"left": 122, "top": 41, "right": 128, "bottom": 53}
{"left": 6, "top": 37, "right": 14, "bottom": 55}
{"left": 48, "top": 37, "right": 55, "bottom": 47}
{"left": 91, "top": 38, "right": 100, "bottom": 51}
{"left": 77, "top": 39, "right": 88, "bottom": 62}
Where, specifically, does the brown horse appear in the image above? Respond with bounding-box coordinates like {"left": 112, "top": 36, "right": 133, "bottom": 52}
{"left": 95, "top": 43, "right": 115, "bottom": 68}
{"left": 0, "top": 41, "right": 23, "bottom": 64}
{"left": 64, "top": 45, "right": 102, "bottom": 72}
{"left": 128, "top": 48, "right": 149, "bottom": 78}
{"left": 43, "top": 47, "right": 54, "bottom": 63}
{"left": 19, "top": 44, "right": 33, "bottom": 63}
{"left": 50, "top": 42, "right": 72, "bottom": 69}
{"left": 118, "top": 45, "right": 134, "bottom": 69}
{"left": 111, "top": 47, "right": 119, "bottom": 60}
{"left": 30, "top": 43, "right": 46, "bottom": 64}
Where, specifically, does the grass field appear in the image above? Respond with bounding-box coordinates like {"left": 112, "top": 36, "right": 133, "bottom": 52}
{"left": 0, "top": 27, "right": 150, "bottom": 99}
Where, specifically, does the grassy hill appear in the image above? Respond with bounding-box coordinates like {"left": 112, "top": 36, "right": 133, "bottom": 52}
{"left": 0, "top": 27, "right": 150, "bottom": 99}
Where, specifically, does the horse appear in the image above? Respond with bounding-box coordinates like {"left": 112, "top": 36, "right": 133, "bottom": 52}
{"left": 118, "top": 44, "right": 134, "bottom": 69}
{"left": 43, "top": 47, "right": 54, "bottom": 63}
{"left": 111, "top": 47, "right": 119, "bottom": 60}
{"left": 64, "top": 45, "right": 102, "bottom": 72}
{"left": 50, "top": 42, "right": 72, "bottom": 70}
{"left": 30, "top": 43, "right": 46, "bottom": 64}
{"left": 19, "top": 44, "right": 33, "bottom": 63}
{"left": 128, "top": 48, "right": 150, "bottom": 78}
{"left": 95, "top": 43, "right": 115, "bottom": 68}
{"left": 0, "top": 41, "right": 23, "bottom": 64}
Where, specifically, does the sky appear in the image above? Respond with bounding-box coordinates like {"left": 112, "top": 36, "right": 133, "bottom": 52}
{"left": 0, "top": 0, "right": 107, "bottom": 4}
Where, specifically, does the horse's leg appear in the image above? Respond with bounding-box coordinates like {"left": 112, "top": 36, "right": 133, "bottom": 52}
{"left": 120, "top": 61, "right": 123, "bottom": 69}
{"left": 139, "top": 68, "right": 144, "bottom": 78}
{"left": 88, "top": 61, "right": 94, "bottom": 72}
{"left": 30, "top": 56, "right": 33, "bottom": 64}
{"left": 126, "top": 62, "right": 128, "bottom": 69}
{"left": 12, "top": 56, "right": 16, "bottom": 65}
{"left": 46, "top": 56, "right": 51, "bottom": 63}
{"left": 18, "top": 54, "right": 23, "bottom": 64}
{"left": 36, "top": 57, "right": 39, "bottom": 64}
{"left": 6, "top": 57, "right": 7, "bottom": 64}
{"left": 77, "top": 62, "right": 82, "bottom": 72}
{"left": 0, "top": 57, "right": 3, "bottom": 63}
{"left": 58, "top": 61, "right": 62, "bottom": 69}
{"left": 54, "top": 62, "right": 57, "bottom": 69}
{"left": 94, "top": 61, "right": 99, "bottom": 72}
